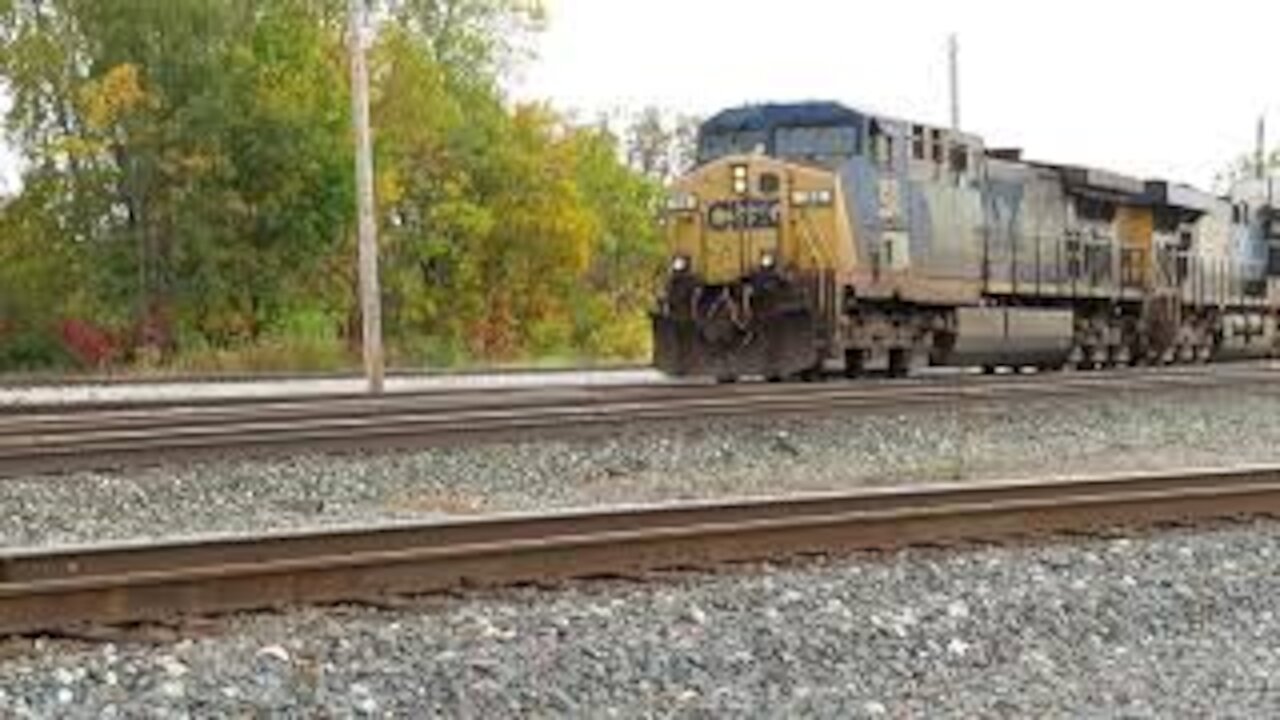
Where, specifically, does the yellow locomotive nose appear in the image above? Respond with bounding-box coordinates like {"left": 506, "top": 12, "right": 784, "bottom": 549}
{"left": 663, "top": 155, "right": 847, "bottom": 286}
{"left": 654, "top": 151, "right": 853, "bottom": 380}
{"left": 664, "top": 157, "right": 788, "bottom": 285}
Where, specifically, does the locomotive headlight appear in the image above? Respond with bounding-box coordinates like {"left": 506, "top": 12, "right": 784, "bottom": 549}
{"left": 665, "top": 193, "right": 699, "bottom": 212}
{"left": 671, "top": 255, "right": 690, "bottom": 273}
{"left": 732, "top": 164, "right": 749, "bottom": 195}
{"left": 760, "top": 252, "right": 777, "bottom": 270}
{"left": 792, "top": 189, "right": 835, "bottom": 207}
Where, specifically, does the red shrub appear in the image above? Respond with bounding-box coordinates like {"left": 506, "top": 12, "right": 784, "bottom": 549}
{"left": 59, "top": 319, "right": 119, "bottom": 368}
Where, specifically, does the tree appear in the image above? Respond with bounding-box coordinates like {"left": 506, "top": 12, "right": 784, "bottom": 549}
{"left": 385, "top": 0, "right": 545, "bottom": 80}
{"left": 1215, "top": 149, "right": 1280, "bottom": 194}
{"left": 0, "top": 0, "right": 353, "bottom": 354}
{"left": 0, "top": 0, "right": 662, "bottom": 371}
{"left": 572, "top": 124, "right": 664, "bottom": 357}
{"left": 370, "top": 22, "right": 490, "bottom": 362}
{"left": 626, "top": 106, "right": 700, "bottom": 183}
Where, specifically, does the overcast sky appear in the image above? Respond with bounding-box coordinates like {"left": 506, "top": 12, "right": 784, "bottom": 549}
{"left": 1, "top": 2, "right": 1270, "bottom": 194}
{"left": 514, "top": 0, "right": 1279, "bottom": 188}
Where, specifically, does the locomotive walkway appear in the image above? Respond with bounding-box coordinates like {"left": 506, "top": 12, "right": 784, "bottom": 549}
{"left": 0, "top": 362, "right": 1277, "bottom": 478}
{"left": 1, "top": 465, "right": 1278, "bottom": 636}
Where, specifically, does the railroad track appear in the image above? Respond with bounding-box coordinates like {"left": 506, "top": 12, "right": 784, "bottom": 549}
{"left": 0, "top": 362, "right": 652, "bottom": 389}
{"left": 1, "top": 362, "right": 1278, "bottom": 477}
{"left": 2, "top": 465, "right": 1279, "bottom": 636}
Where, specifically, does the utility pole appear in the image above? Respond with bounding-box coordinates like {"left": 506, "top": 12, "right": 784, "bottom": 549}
{"left": 348, "top": 0, "right": 385, "bottom": 394}
{"left": 1257, "top": 114, "right": 1267, "bottom": 180}
{"left": 948, "top": 34, "right": 961, "bottom": 131}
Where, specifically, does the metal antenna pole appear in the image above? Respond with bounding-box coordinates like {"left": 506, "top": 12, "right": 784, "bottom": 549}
{"left": 949, "top": 34, "right": 961, "bottom": 131}
{"left": 349, "top": 0, "right": 385, "bottom": 394}
{"left": 1257, "top": 114, "right": 1267, "bottom": 180}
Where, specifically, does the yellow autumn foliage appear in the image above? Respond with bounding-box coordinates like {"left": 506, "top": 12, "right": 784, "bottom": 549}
{"left": 80, "top": 63, "right": 148, "bottom": 132}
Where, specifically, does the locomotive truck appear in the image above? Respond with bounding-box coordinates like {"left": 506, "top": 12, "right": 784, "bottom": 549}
{"left": 652, "top": 102, "right": 1280, "bottom": 380}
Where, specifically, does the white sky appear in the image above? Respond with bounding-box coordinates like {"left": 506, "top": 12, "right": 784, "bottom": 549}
{"left": 1, "top": 2, "right": 1271, "bottom": 193}
{"left": 514, "top": 0, "right": 1280, "bottom": 188}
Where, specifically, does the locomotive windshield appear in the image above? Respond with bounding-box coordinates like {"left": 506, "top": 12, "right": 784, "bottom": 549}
{"left": 775, "top": 125, "right": 860, "bottom": 166}
{"left": 697, "top": 125, "right": 861, "bottom": 166}
{"left": 698, "top": 130, "right": 768, "bottom": 164}
{"left": 696, "top": 102, "right": 866, "bottom": 167}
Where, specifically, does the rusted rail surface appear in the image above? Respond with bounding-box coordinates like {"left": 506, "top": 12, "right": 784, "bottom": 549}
{"left": 1, "top": 465, "right": 1278, "bottom": 636}
{"left": 0, "top": 363, "right": 1278, "bottom": 478}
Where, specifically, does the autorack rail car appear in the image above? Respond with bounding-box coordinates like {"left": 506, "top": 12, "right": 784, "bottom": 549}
{"left": 652, "top": 102, "right": 1280, "bottom": 380}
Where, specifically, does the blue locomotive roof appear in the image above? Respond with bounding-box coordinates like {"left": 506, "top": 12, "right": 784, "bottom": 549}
{"left": 700, "top": 102, "right": 865, "bottom": 136}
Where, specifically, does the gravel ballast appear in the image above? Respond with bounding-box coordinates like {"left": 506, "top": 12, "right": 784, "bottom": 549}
{"left": 4, "top": 521, "right": 1280, "bottom": 716}
{"left": 3, "top": 385, "right": 1280, "bottom": 715}
{"left": 3, "top": 387, "right": 1280, "bottom": 547}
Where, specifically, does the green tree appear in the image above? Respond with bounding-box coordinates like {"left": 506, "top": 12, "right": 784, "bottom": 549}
{"left": 371, "top": 22, "right": 491, "bottom": 363}
{"left": 386, "top": 0, "right": 546, "bottom": 79}
{"left": 0, "top": 0, "right": 662, "bottom": 372}
{"left": 0, "top": 0, "right": 352, "bottom": 358}
{"left": 572, "top": 124, "right": 664, "bottom": 357}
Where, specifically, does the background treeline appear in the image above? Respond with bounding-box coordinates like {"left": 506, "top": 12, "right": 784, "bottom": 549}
{"left": 0, "top": 0, "right": 696, "bottom": 373}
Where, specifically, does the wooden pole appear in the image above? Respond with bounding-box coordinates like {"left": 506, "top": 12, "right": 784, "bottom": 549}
{"left": 348, "top": 0, "right": 385, "bottom": 394}
{"left": 949, "top": 34, "right": 961, "bottom": 131}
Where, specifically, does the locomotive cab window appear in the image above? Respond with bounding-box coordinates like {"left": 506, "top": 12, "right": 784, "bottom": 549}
{"left": 698, "top": 130, "right": 768, "bottom": 164}
{"left": 1076, "top": 196, "right": 1116, "bottom": 222}
{"left": 949, "top": 143, "right": 969, "bottom": 174}
{"left": 868, "top": 121, "right": 895, "bottom": 169}
{"left": 911, "top": 126, "right": 926, "bottom": 160}
{"left": 774, "top": 125, "right": 860, "bottom": 165}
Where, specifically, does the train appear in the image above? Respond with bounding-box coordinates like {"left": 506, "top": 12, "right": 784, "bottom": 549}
{"left": 652, "top": 101, "right": 1280, "bottom": 381}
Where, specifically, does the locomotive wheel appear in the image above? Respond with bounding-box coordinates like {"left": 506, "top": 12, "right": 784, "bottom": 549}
{"left": 844, "top": 349, "right": 867, "bottom": 379}
{"left": 1064, "top": 346, "right": 1085, "bottom": 372}
{"left": 887, "top": 348, "right": 910, "bottom": 379}
{"left": 798, "top": 365, "right": 825, "bottom": 383}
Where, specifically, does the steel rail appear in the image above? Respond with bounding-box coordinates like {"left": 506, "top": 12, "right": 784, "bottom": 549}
{"left": 3, "top": 363, "right": 1277, "bottom": 436}
{"left": 0, "top": 373, "right": 677, "bottom": 416}
{"left": 0, "top": 362, "right": 653, "bottom": 390}
{"left": 1, "top": 360, "right": 1274, "bottom": 416}
{"left": 0, "top": 364, "right": 1278, "bottom": 478}
{"left": 0, "top": 363, "right": 1271, "bottom": 435}
{"left": 1, "top": 465, "right": 1279, "bottom": 636}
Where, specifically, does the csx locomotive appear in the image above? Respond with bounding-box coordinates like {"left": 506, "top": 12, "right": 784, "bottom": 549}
{"left": 653, "top": 102, "right": 1280, "bottom": 380}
